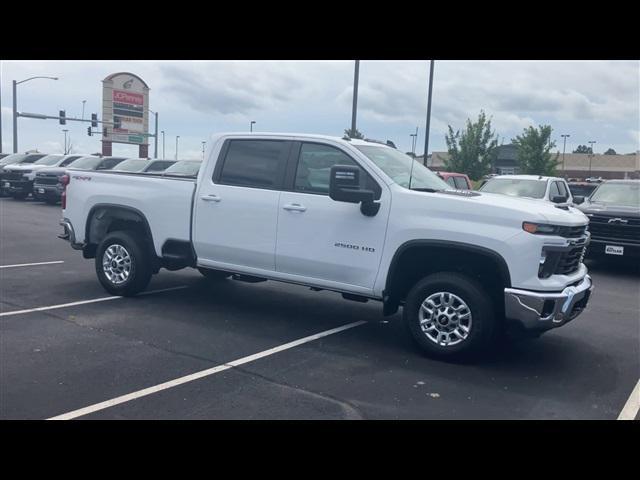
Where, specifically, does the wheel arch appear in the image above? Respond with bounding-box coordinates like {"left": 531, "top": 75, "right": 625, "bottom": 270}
{"left": 383, "top": 240, "right": 512, "bottom": 316}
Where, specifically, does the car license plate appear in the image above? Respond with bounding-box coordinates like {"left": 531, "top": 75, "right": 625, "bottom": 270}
{"left": 38, "top": 188, "right": 45, "bottom": 194}
{"left": 3, "top": 182, "right": 9, "bottom": 188}
{"left": 605, "top": 245, "right": 624, "bottom": 256}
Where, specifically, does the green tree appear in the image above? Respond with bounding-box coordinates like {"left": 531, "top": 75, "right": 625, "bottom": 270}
{"left": 443, "top": 111, "right": 498, "bottom": 180}
{"left": 573, "top": 144, "right": 592, "bottom": 154}
{"left": 604, "top": 148, "right": 616, "bottom": 155}
{"left": 511, "top": 125, "right": 560, "bottom": 175}
{"left": 344, "top": 128, "right": 365, "bottom": 139}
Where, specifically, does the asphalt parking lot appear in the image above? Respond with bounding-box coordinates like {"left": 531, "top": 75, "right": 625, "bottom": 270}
{"left": 1, "top": 196, "right": 638, "bottom": 420}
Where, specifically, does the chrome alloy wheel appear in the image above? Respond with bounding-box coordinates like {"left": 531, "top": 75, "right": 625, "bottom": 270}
{"left": 418, "top": 292, "right": 473, "bottom": 347}
{"left": 102, "top": 244, "right": 132, "bottom": 285}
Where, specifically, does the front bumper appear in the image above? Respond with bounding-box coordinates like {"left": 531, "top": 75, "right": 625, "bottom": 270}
{"left": 504, "top": 275, "right": 593, "bottom": 332}
{"left": 5, "top": 179, "right": 34, "bottom": 194}
{"left": 33, "top": 184, "right": 63, "bottom": 199}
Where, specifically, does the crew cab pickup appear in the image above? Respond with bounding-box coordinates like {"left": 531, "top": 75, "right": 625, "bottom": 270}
{"left": 60, "top": 133, "right": 594, "bottom": 359}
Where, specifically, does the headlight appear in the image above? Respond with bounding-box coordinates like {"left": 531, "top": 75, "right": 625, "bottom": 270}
{"left": 522, "top": 222, "right": 560, "bottom": 235}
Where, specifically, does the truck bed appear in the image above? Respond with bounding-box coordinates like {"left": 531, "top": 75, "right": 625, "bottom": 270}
{"left": 63, "top": 170, "right": 196, "bottom": 256}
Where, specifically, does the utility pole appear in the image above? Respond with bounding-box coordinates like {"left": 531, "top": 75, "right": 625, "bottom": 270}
{"left": 561, "top": 134, "right": 570, "bottom": 177}
{"left": 588, "top": 140, "right": 596, "bottom": 176}
{"left": 250, "top": 121, "right": 256, "bottom": 132}
{"left": 350, "top": 60, "right": 360, "bottom": 136}
{"left": 424, "top": 60, "right": 435, "bottom": 162}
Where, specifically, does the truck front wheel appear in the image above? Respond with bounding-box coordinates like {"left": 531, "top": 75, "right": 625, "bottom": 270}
{"left": 403, "top": 272, "right": 497, "bottom": 360}
{"left": 95, "top": 231, "right": 152, "bottom": 296}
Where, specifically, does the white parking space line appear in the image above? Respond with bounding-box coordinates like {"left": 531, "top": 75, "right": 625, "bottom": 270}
{"left": 617, "top": 379, "right": 640, "bottom": 421}
{"left": 0, "top": 285, "right": 189, "bottom": 318}
{"left": 47, "top": 320, "right": 367, "bottom": 420}
{"left": 0, "top": 261, "right": 64, "bottom": 269}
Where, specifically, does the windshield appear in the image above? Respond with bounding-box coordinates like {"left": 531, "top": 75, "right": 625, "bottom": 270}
{"left": 589, "top": 183, "right": 640, "bottom": 208}
{"left": 0, "top": 154, "right": 28, "bottom": 166}
{"left": 355, "top": 146, "right": 449, "bottom": 191}
{"left": 164, "top": 161, "right": 201, "bottom": 176}
{"left": 113, "top": 159, "right": 148, "bottom": 172}
{"left": 479, "top": 178, "right": 547, "bottom": 199}
{"left": 67, "top": 156, "right": 102, "bottom": 170}
{"left": 34, "top": 155, "right": 64, "bottom": 166}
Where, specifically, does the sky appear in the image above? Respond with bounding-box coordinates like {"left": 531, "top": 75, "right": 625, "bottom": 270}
{"left": 1, "top": 60, "right": 638, "bottom": 159}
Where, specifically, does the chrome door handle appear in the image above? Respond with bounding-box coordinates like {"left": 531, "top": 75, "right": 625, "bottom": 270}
{"left": 201, "top": 194, "right": 221, "bottom": 202}
{"left": 282, "top": 203, "right": 306, "bottom": 212}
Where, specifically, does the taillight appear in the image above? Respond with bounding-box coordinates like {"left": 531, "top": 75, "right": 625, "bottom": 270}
{"left": 61, "top": 174, "right": 70, "bottom": 209}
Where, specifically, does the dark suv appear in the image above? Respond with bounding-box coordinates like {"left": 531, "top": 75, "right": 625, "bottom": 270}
{"left": 577, "top": 180, "right": 640, "bottom": 260}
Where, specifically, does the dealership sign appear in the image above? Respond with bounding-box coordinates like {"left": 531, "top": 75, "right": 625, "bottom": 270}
{"left": 102, "top": 72, "right": 150, "bottom": 147}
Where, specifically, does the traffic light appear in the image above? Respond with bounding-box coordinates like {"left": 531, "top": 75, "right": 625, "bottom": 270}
{"left": 87, "top": 127, "right": 92, "bottom": 136}
{"left": 59, "top": 110, "right": 66, "bottom": 125}
{"left": 113, "top": 116, "right": 121, "bottom": 129}
{"left": 91, "top": 113, "right": 98, "bottom": 128}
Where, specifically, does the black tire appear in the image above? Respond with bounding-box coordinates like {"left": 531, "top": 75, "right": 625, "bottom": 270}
{"left": 403, "top": 272, "right": 497, "bottom": 360}
{"left": 95, "top": 231, "right": 153, "bottom": 296}
{"left": 197, "top": 267, "right": 230, "bottom": 281}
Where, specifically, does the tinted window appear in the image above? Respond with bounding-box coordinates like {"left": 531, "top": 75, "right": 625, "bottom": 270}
{"left": 479, "top": 178, "right": 547, "bottom": 199}
{"left": 549, "top": 181, "right": 561, "bottom": 198}
{"left": 34, "top": 155, "right": 64, "bottom": 166}
{"left": 445, "top": 177, "right": 456, "bottom": 188}
{"left": 164, "top": 161, "right": 201, "bottom": 176}
{"left": 294, "top": 143, "right": 359, "bottom": 194}
{"left": 0, "top": 154, "right": 28, "bottom": 166}
{"left": 219, "top": 140, "right": 288, "bottom": 189}
{"left": 60, "top": 156, "right": 82, "bottom": 167}
{"left": 145, "top": 161, "right": 175, "bottom": 172}
{"left": 98, "top": 158, "right": 126, "bottom": 170}
{"left": 113, "top": 159, "right": 148, "bottom": 172}
{"left": 454, "top": 176, "right": 469, "bottom": 190}
{"left": 22, "top": 154, "right": 47, "bottom": 163}
{"left": 557, "top": 181, "right": 568, "bottom": 198}
{"left": 568, "top": 184, "right": 598, "bottom": 197}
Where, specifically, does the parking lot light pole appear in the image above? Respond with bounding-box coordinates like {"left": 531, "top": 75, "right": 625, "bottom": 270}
{"left": 250, "top": 121, "right": 256, "bottom": 132}
{"left": 423, "top": 60, "right": 435, "bottom": 161}
{"left": 161, "top": 131, "right": 165, "bottom": 159}
{"left": 175, "top": 135, "right": 180, "bottom": 160}
{"left": 350, "top": 60, "right": 360, "bottom": 136}
{"left": 148, "top": 109, "right": 158, "bottom": 159}
{"left": 588, "top": 140, "right": 596, "bottom": 175}
{"left": 62, "top": 129, "right": 68, "bottom": 154}
{"left": 12, "top": 76, "right": 58, "bottom": 153}
{"left": 202, "top": 141, "right": 206, "bottom": 160}
{"left": 561, "top": 134, "right": 570, "bottom": 176}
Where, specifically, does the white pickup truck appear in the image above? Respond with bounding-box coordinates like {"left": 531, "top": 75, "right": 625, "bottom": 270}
{"left": 60, "top": 133, "right": 593, "bottom": 359}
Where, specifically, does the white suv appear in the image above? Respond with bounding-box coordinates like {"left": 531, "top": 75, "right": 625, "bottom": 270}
{"left": 479, "top": 175, "right": 574, "bottom": 206}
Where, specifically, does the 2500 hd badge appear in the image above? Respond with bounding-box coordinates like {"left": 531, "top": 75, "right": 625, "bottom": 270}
{"left": 334, "top": 242, "right": 375, "bottom": 253}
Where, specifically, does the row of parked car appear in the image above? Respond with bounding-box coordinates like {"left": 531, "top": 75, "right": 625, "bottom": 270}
{"left": 0, "top": 152, "right": 202, "bottom": 204}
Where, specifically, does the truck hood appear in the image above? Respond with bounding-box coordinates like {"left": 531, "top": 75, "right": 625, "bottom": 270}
{"left": 35, "top": 166, "right": 67, "bottom": 176}
{"left": 578, "top": 200, "right": 640, "bottom": 219}
{"left": 4, "top": 164, "right": 51, "bottom": 172}
{"left": 416, "top": 189, "right": 589, "bottom": 226}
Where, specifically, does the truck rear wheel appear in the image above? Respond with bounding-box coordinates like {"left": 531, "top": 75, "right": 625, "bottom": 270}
{"left": 403, "top": 272, "right": 497, "bottom": 360}
{"left": 95, "top": 231, "right": 152, "bottom": 296}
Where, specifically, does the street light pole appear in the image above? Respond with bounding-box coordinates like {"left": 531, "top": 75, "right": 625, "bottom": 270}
{"left": 12, "top": 76, "right": 59, "bottom": 153}
{"left": 350, "top": 60, "right": 360, "bottom": 136}
{"left": 423, "top": 60, "right": 435, "bottom": 162}
{"left": 202, "top": 141, "right": 206, "bottom": 160}
{"left": 250, "top": 121, "right": 256, "bottom": 132}
{"left": 147, "top": 109, "right": 159, "bottom": 159}
{"left": 81, "top": 100, "right": 86, "bottom": 121}
{"left": 561, "top": 134, "right": 570, "bottom": 176}
{"left": 588, "top": 140, "right": 596, "bottom": 176}
{"left": 175, "top": 135, "right": 180, "bottom": 160}
{"left": 161, "top": 131, "right": 165, "bottom": 159}
{"left": 62, "top": 129, "right": 69, "bottom": 154}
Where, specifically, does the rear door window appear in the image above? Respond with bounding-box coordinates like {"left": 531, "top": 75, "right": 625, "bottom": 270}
{"left": 217, "top": 140, "right": 289, "bottom": 189}
{"left": 445, "top": 177, "right": 456, "bottom": 188}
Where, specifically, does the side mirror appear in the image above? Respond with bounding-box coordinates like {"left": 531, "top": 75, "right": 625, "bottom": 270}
{"left": 573, "top": 195, "right": 585, "bottom": 205}
{"left": 551, "top": 195, "right": 568, "bottom": 204}
{"left": 329, "top": 165, "right": 380, "bottom": 216}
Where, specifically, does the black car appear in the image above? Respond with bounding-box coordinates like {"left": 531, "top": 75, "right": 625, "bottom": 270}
{"left": 0, "top": 153, "right": 48, "bottom": 196}
{"left": 577, "top": 180, "right": 640, "bottom": 259}
{"left": 568, "top": 182, "right": 599, "bottom": 201}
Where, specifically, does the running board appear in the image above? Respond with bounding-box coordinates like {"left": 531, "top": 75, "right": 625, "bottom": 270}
{"left": 231, "top": 274, "right": 267, "bottom": 283}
